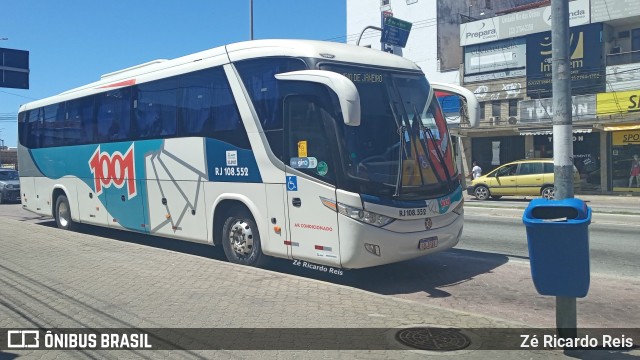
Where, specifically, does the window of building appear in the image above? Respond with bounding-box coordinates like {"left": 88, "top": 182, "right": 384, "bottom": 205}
{"left": 492, "top": 100, "right": 501, "bottom": 117}
{"left": 480, "top": 102, "right": 485, "bottom": 119}
{"left": 508, "top": 99, "right": 518, "bottom": 117}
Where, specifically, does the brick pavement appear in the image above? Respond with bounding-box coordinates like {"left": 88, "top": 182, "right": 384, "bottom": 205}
{"left": 0, "top": 217, "right": 635, "bottom": 359}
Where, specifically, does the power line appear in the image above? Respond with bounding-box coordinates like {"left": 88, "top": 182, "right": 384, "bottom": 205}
{"left": 0, "top": 90, "right": 36, "bottom": 100}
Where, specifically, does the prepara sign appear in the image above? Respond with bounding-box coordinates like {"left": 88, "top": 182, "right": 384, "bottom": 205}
{"left": 460, "top": 0, "right": 590, "bottom": 46}
{"left": 460, "top": 20, "right": 499, "bottom": 46}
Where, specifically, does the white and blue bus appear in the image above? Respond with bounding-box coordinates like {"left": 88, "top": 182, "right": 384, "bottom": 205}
{"left": 18, "top": 40, "right": 479, "bottom": 269}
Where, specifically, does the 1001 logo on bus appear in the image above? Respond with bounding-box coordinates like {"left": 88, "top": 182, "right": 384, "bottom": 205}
{"left": 88, "top": 144, "right": 137, "bottom": 199}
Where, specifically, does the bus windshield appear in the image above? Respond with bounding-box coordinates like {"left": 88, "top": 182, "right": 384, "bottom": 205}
{"left": 321, "top": 64, "right": 457, "bottom": 200}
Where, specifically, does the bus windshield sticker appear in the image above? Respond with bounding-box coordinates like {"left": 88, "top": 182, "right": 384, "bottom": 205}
{"left": 316, "top": 161, "right": 328, "bottom": 176}
{"left": 290, "top": 157, "right": 317, "bottom": 169}
{"left": 297, "top": 141, "right": 308, "bottom": 157}
{"left": 226, "top": 150, "right": 238, "bottom": 166}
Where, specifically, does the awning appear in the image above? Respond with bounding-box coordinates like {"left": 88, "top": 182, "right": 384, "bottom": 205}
{"left": 603, "top": 123, "right": 640, "bottom": 131}
{"left": 518, "top": 128, "right": 593, "bottom": 136}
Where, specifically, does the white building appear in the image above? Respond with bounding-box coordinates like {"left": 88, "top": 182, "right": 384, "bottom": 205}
{"left": 346, "top": 0, "right": 460, "bottom": 84}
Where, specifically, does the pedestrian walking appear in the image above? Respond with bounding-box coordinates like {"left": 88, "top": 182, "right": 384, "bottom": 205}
{"left": 471, "top": 161, "right": 482, "bottom": 180}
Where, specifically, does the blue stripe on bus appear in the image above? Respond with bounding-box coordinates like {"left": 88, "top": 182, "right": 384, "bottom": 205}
{"left": 29, "top": 138, "right": 262, "bottom": 232}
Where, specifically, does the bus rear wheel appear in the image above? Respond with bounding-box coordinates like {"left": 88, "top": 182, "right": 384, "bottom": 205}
{"left": 221, "top": 207, "right": 266, "bottom": 267}
{"left": 55, "top": 194, "right": 77, "bottom": 231}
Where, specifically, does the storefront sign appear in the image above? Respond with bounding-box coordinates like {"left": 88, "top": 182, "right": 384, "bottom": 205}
{"left": 526, "top": 24, "right": 605, "bottom": 97}
{"left": 596, "top": 90, "right": 640, "bottom": 116}
{"left": 459, "top": 19, "right": 499, "bottom": 46}
{"left": 464, "top": 38, "right": 526, "bottom": 82}
{"left": 591, "top": 0, "right": 640, "bottom": 22}
{"left": 460, "top": 0, "right": 590, "bottom": 46}
{"left": 612, "top": 129, "right": 640, "bottom": 145}
{"left": 519, "top": 95, "right": 596, "bottom": 123}
{"left": 466, "top": 79, "right": 526, "bottom": 102}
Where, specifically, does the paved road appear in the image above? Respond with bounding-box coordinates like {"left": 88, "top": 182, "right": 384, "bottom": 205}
{"left": 1, "top": 203, "right": 638, "bottom": 332}
{"left": 2, "top": 215, "right": 595, "bottom": 359}
{"left": 463, "top": 207, "right": 640, "bottom": 278}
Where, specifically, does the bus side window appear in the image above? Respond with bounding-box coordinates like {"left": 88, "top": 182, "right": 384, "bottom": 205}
{"left": 26, "top": 108, "right": 42, "bottom": 148}
{"left": 134, "top": 77, "right": 177, "bottom": 139}
{"left": 66, "top": 96, "right": 95, "bottom": 145}
{"left": 96, "top": 88, "right": 132, "bottom": 142}
{"left": 178, "top": 70, "right": 213, "bottom": 136}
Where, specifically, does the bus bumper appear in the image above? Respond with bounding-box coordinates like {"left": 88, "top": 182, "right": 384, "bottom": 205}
{"left": 338, "top": 212, "right": 464, "bottom": 269}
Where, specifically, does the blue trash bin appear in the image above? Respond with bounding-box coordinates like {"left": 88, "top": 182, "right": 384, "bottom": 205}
{"left": 522, "top": 198, "right": 591, "bottom": 298}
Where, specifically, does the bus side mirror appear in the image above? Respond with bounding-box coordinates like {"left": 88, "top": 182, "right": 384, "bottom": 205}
{"left": 275, "top": 70, "right": 361, "bottom": 126}
{"left": 430, "top": 82, "right": 480, "bottom": 128}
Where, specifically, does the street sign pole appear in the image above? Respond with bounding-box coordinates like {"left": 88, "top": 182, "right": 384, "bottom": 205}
{"left": 551, "top": 0, "right": 577, "bottom": 339}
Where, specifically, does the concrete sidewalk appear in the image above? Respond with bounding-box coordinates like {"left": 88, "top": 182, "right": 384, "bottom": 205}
{"left": 1, "top": 217, "right": 635, "bottom": 359}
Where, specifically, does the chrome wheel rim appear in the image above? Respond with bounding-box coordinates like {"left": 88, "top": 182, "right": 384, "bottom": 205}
{"left": 542, "top": 188, "right": 554, "bottom": 199}
{"left": 58, "top": 201, "right": 70, "bottom": 228}
{"left": 228, "top": 219, "right": 254, "bottom": 257}
{"left": 475, "top": 187, "right": 489, "bottom": 200}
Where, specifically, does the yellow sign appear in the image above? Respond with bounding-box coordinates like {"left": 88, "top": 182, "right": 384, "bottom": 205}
{"left": 297, "top": 141, "right": 308, "bottom": 158}
{"left": 612, "top": 129, "right": 640, "bottom": 146}
{"left": 596, "top": 90, "right": 640, "bottom": 116}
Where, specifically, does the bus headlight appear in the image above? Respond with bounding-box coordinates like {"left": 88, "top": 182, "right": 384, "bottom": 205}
{"left": 336, "top": 203, "right": 394, "bottom": 227}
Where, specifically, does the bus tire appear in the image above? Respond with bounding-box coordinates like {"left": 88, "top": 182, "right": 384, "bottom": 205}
{"left": 55, "top": 194, "right": 77, "bottom": 231}
{"left": 221, "top": 207, "right": 267, "bottom": 267}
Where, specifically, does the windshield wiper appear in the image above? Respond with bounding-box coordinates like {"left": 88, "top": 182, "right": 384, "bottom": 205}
{"left": 413, "top": 105, "right": 453, "bottom": 192}
{"left": 388, "top": 101, "right": 407, "bottom": 197}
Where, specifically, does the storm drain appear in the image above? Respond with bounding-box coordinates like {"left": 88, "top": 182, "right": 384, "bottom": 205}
{"left": 395, "top": 327, "right": 471, "bottom": 351}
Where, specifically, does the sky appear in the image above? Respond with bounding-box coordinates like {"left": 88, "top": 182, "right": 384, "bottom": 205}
{"left": 0, "top": 0, "right": 347, "bottom": 148}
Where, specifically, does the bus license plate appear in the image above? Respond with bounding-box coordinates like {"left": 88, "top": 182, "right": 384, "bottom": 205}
{"left": 418, "top": 237, "right": 438, "bottom": 251}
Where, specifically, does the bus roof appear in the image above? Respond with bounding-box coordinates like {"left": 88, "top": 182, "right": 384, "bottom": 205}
{"left": 20, "top": 39, "right": 422, "bottom": 112}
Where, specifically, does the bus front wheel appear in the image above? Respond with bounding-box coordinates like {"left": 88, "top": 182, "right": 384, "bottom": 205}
{"left": 221, "top": 207, "right": 266, "bottom": 267}
{"left": 55, "top": 194, "right": 77, "bottom": 231}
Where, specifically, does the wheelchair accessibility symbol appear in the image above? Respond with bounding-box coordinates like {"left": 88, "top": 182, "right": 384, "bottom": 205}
{"left": 286, "top": 176, "right": 298, "bottom": 191}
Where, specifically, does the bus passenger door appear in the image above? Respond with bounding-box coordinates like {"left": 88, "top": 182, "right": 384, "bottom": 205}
{"left": 284, "top": 94, "right": 341, "bottom": 267}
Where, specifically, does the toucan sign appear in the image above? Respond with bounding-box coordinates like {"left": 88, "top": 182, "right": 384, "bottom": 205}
{"left": 596, "top": 90, "right": 640, "bottom": 116}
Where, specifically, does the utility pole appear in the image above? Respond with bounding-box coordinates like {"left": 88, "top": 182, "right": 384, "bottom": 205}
{"left": 551, "top": 0, "right": 576, "bottom": 339}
